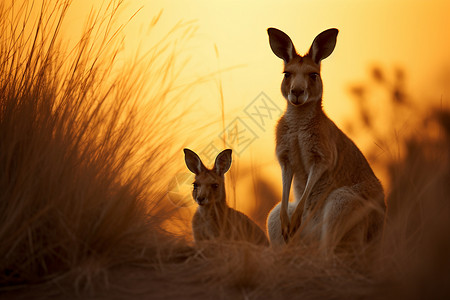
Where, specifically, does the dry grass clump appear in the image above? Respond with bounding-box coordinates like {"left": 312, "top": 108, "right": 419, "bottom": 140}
{"left": 0, "top": 0, "right": 190, "bottom": 291}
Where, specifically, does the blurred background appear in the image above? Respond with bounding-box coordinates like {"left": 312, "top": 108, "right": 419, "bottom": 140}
{"left": 15, "top": 0, "right": 450, "bottom": 233}
{"left": 57, "top": 0, "right": 450, "bottom": 233}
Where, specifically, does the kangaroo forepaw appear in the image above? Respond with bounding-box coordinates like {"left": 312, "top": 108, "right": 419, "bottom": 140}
{"left": 286, "top": 214, "right": 301, "bottom": 241}
{"left": 282, "top": 225, "right": 290, "bottom": 243}
{"left": 282, "top": 222, "right": 299, "bottom": 243}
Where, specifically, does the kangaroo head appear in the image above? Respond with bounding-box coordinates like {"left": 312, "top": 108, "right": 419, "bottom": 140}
{"left": 184, "top": 148, "right": 232, "bottom": 207}
{"left": 267, "top": 28, "right": 338, "bottom": 106}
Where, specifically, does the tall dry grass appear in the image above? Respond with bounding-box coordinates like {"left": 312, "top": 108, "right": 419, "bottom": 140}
{"left": 2, "top": 1, "right": 450, "bottom": 299}
{"left": 0, "top": 0, "right": 192, "bottom": 292}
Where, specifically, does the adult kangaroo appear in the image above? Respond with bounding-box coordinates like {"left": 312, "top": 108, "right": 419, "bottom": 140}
{"left": 266, "top": 28, "right": 385, "bottom": 254}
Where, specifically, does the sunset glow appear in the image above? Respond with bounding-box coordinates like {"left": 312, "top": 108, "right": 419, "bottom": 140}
{"left": 3, "top": 1, "right": 450, "bottom": 297}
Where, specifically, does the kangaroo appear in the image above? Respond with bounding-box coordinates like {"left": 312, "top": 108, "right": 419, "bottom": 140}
{"left": 266, "top": 28, "right": 385, "bottom": 253}
{"left": 184, "top": 148, "right": 269, "bottom": 246}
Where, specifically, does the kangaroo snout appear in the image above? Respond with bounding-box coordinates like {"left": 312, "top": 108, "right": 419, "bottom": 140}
{"left": 288, "top": 88, "right": 308, "bottom": 105}
{"left": 196, "top": 196, "right": 207, "bottom": 206}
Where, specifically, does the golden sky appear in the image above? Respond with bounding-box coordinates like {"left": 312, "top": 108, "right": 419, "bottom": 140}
{"left": 65, "top": 1, "right": 449, "bottom": 139}
{"left": 59, "top": 0, "right": 450, "bottom": 208}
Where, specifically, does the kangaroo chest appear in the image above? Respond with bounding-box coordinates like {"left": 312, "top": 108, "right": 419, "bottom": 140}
{"left": 193, "top": 206, "right": 235, "bottom": 240}
{"left": 277, "top": 122, "right": 323, "bottom": 179}
{"left": 276, "top": 112, "right": 337, "bottom": 213}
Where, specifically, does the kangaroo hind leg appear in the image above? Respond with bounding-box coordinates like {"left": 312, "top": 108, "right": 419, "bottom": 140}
{"left": 320, "top": 187, "right": 373, "bottom": 256}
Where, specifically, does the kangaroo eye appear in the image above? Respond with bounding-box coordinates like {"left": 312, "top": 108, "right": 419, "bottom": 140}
{"left": 283, "top": 72, "right": 291, "bottom": 79}
{"left": 309, "top": 72, "right": 319, "bottom": 80}
{"left": 211, "top": 183, "right": 219, "bottom": 189}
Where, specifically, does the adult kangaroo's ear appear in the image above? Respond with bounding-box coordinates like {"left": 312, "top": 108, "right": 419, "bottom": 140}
{"left": 184, "top": 148, "right": 206, "bottom": 175}
{"left": 309, "top": 28, "right": 338, "bottom": 64}
{"left": 268, "top": 28, "right": 297, "bottom": 63}
{"left": 214, "top": 149, "right": 232, "bottom": 176}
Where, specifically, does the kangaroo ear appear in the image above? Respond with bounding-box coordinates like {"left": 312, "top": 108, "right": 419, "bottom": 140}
{"left": 268, "top": 28, "right": 297, "bottom": 63}
{"left": 184, "top": 148, "right": 206, "bottom": 175}
{"left": 309, "top": 28, "right": 338, "bottom": 64}
{"left": 214, "top": 149, "right": 232, "bottom": 176}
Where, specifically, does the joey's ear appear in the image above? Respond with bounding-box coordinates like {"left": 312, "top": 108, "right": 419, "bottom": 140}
{"left": 214, "top": 149, "right": 232, "bottom": 176}
{"left": 184, "top": 148, "right": 206, "bottom": 175}
{"left": 309, "top": 28, "right": 338, "bottom": 64}
{"left": 267, "top": 28, "right": 297, "bottom": 63}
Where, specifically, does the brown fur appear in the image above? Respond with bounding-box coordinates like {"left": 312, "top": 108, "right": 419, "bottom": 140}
{"left": 266, "top": 28, "right": 385, "bottom": 253}
{"left": 184, "top": 149, "right": 269, "bottom": 246}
